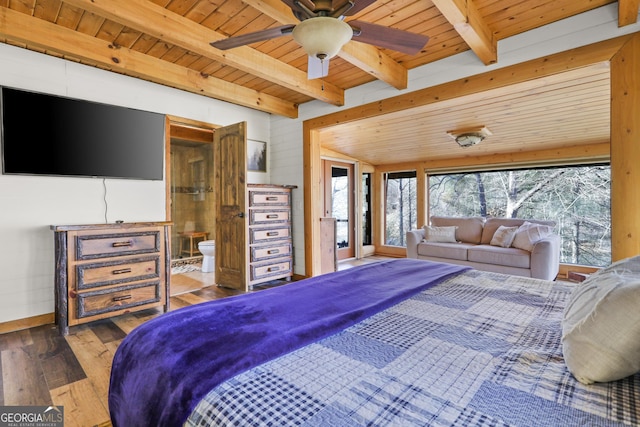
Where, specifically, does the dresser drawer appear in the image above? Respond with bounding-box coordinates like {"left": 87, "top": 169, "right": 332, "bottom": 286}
{"left": 76, "top": 256, "right": 160, "bottom": 290}
{"left": 249, "top": 191, "right": 290, "bottom": 207}
{"left": 250, "top": 242, "right": 292, "bottom": 262}
{"left": 77, "top": 281, "right": 161, "bottom": 318}
{"left": 76, "top": 231, "right": 160, "bottom": 260}
{"left": 249, "top": 210, "right": 290, "bottom": 225}
{"left": 250, "top": 259, "right": 293, "bottom": 282}
{"left": 250, "top": 226, "right": 291, "bottom": 243}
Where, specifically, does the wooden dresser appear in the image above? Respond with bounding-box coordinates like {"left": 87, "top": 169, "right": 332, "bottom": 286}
{"left": 51, "top": 222, "right": 171, "bottom": 335}
{"left": 247, "top": 184, "right": 295, "bottom": 287}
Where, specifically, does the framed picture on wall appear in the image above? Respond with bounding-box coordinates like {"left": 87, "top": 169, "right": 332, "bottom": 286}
{"left": 247, "top": 139, "right": 267, "bottom": 172}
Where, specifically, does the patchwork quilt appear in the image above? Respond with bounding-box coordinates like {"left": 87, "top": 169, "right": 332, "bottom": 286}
{"left": 109, "top": 259, "right": 467, "bottom": 426}
{"left": 186, "top": 269, "right": 639, "bottom": 426}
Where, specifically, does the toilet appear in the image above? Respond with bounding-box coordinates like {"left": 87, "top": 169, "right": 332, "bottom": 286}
{"left": 197, "top": 240, "right": 216, "bottom": 273}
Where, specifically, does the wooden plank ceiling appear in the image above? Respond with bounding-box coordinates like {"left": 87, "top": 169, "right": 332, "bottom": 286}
{"left": 320, "top": 62, "right": 612, "bottom": 165}
{"left": 0, "top": 0, "right": 637, "bottom": 165}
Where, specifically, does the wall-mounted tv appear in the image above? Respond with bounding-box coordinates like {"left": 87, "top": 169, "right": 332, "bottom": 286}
{"left": 0, "top": 87, "right": 165, "bottom": 180}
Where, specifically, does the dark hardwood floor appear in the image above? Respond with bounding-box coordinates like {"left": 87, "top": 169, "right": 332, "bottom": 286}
{"left": 0, "top": 256, "right": 391, "bottom": 427}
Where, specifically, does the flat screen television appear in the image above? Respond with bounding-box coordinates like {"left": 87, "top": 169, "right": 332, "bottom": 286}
{"left": 0, "top": 87, "right": 165, "bottom": 180}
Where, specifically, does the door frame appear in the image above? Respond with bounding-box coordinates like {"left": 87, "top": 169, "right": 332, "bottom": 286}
{"left": 165, "top": 115, "right": 219, "bottom": 222}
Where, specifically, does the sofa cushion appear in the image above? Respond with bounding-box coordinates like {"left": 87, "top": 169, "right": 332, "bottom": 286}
{"left": 481, "top": 218, "right": 556, "bottom": 244}
{"left": 467, "top": 245, "right": 530, "bottom": 269}
{"left": 431, "top": 216, "right": 484, "bottom": 244}
{"left": 562, "top": 256, "right": 640, "bottom": 384}
{"left": 417, "top": 242, "right": 473, "bottom": 261}
{"left": 512, "top": 221, "right": 554, "bottom": 251}
{"left": 490, "top": 225, "right": 519, "bottom": 248}
{"left": 423, "top": 225, "right": 457, "bottom": 243}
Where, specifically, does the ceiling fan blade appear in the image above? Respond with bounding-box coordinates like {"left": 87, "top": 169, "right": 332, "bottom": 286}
{"left": 349, "top": 20, "right": 429, "bottom": 54}
{"left": 308, "top": 56, "right": 329, "bottom": 79}
{"left": 210, "top": 25, "right": 295, "bottom": 50}
{"left": 337, "top": 0, "right": 376, "bottom": 16}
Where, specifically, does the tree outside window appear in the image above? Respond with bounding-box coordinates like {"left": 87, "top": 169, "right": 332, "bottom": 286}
{"left": 384, "top": 171, "right": 417, "bottom": 246}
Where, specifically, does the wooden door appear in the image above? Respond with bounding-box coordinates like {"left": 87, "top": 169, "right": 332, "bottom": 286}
{"left": 214, "top": 122, "right": 248, "bottom": 290}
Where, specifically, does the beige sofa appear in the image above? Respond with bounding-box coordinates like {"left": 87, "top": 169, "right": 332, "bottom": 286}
{"left": 406, "top": 216, "right": 560, "bottom": 280}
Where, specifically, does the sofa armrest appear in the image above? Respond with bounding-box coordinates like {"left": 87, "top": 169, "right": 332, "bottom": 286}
{"left": 530, "top": 234, "right": 561, "bottom": 280}
{"left": 406, "top": 229, "right": 425, "bottom": 258}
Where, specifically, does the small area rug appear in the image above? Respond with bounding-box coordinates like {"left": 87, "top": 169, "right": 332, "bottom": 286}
{"left": 171, "top": 259, "right": 202, "bottom": 275}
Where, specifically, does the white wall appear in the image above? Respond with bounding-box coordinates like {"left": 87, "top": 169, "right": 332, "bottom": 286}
{"left": 0, "top": 44, "right": 271, "bottom": 323}
{"left": 270, "top": 3, "right": 640, "bottom": 275}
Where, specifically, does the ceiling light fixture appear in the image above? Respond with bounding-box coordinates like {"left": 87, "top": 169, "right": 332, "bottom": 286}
{"left": 292, "top": 17, "right": 354, "bottom": 61}
{"left": 447, "top": 126, "right": 492, "bottom": 148}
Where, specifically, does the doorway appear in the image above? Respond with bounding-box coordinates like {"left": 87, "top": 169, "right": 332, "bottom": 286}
{"left": 168, "top": 119, "right": 216, "bottom": 294}
{"left": 323, "top": 160, "right": 355, "bottom": 260}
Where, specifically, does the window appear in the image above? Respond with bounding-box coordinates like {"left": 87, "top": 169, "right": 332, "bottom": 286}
{"left": 384, "top": 171, "right": 417, "bottom": 246}
{"left": 428, "top": 165, "right": 611, "bottom": 266}
{"left": 362, "top": 172, "right": 372, "bottom": 246}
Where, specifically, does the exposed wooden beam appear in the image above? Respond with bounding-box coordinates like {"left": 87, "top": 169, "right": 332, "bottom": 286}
{"left": 0, "top": 7, "right": 298, "bottom": 117}
{"left": 242, "top": 0, "right": 298, "bottom": 23}
{"left": 618, "top": 0, "right": 640, "bottom": 26}
{"left": 242, "top": 0, "right": 410, "bottom": 89}
{"left": 339, "top": 43, "right": 408, "bottom": 90}
{"left": 63, "top": 0, "right": 344, "bottom": 106}
{"left": 431, "top": 0, "right": 497, "bottom": 65}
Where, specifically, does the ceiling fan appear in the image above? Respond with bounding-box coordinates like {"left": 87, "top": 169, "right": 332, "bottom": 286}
{"left": 210, "top": 0, "right": 430, "bottom": 79}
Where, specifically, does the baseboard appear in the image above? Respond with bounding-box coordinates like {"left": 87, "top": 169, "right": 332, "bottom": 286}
{"left": 0, "top": 312, "right": 54, "bottom": 334}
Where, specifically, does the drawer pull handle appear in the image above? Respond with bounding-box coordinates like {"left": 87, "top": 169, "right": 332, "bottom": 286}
{"left": 112, "top": 295, "right": 132, "bottom": 302}
{"left": 112, "top": 268, "right": 132, "bottom": 275}
{"left": 266, "top": 197, "right": 278, "bottom": 201}
{"left": 267, "top": 249, "right": 280, "bottom": 254}
{"left": 112, "top": 241, "right": 133, "bottom": 248}
{"left": 268, "top": 266, "right": 280, "bottom": 272}
{"left": 266, "top": 232, "right": 279, "bottom": 237}
{"left": 266, "top": 214, "right": 278, "bottom": 219}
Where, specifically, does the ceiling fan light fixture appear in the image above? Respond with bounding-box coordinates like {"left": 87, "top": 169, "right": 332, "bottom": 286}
{"left": 447, "top": 126, "right": 492, "bottom": 148}
{"left": 292, "top": 17, "right": 353, "bottom": 60}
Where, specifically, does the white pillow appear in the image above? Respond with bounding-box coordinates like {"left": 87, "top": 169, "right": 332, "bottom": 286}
{"left": 490, "top": 225, "right": 518, "bottom": 248}
{"left": 562, "top": 255, "right": 640, "bottom": 384}
{"left": 423, "top": 225, "right": 457, "bottom": 243}
{"left": 512, "top": 221, "right": 553, "bottom": 251}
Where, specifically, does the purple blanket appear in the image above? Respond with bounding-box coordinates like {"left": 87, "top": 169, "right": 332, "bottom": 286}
{"left": 108, "top": 259, "right": 469, "bottom": 426}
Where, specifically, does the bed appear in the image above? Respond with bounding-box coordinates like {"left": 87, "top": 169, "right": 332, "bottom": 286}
{"left": 108, "top": 258, "right": 640, "bottom": 426}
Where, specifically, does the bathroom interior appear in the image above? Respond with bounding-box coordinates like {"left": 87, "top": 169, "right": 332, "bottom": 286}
{"left": 170, "top": 125, "right": 216, "bottom": 293}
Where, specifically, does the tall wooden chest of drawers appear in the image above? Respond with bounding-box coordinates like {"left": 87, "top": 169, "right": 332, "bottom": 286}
{"left": 247, "top": 185, "right": 295, "bottom": 287}
{"left": 51, "top": 222, "right": 171, "bottom": 335}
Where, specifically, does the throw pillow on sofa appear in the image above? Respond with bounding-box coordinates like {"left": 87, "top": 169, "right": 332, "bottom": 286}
{"left": 423, "top": 225, "right": 457, "bottom": 243}
{"left": 512, "top": 221, "right": 553, "bottom": 251}
{"left": 490, "top": 225, "right": 519, "bottom": 248}
{"left": 562, "top": 255, "right": 640, "bottom": 384}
